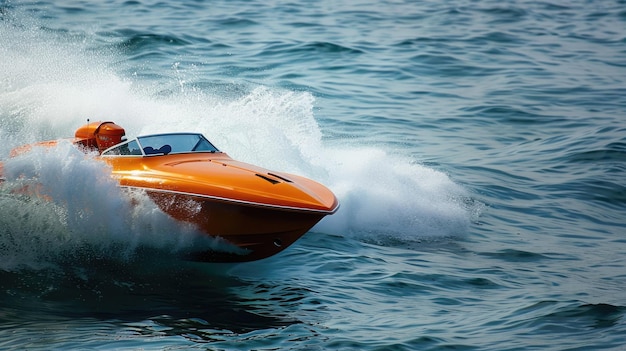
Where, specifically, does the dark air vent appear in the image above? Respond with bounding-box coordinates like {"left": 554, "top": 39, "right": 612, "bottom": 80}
{"left": 268, "top": 173, "right": 293, "bottom": 183}
{"left": 255, "top": 173, "right": 280, "bottom": 184}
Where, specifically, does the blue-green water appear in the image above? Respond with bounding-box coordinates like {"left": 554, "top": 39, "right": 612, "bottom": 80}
{"left": 1, "top": 0, "right": 625, "bottom": 350}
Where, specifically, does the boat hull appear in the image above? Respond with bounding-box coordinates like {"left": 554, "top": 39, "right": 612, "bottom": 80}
{"left": 102, "top": 151, "right": 338, "bottom": 262}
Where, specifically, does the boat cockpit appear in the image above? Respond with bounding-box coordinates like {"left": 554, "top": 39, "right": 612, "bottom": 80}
{"left": 102, "top": 133, "right": 220, "bottom": 157}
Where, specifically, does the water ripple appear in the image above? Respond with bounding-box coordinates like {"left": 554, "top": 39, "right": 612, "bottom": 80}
{"left": 3, "top": 0, "right": 626, "bottom": 349}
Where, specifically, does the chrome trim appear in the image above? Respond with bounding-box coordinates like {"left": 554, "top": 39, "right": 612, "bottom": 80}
{"left": 121, "top": 186, "right": 339, "bottom": 214}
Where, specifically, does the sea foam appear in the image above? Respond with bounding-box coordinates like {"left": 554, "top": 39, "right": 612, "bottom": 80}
{"left": 0, "top": 18, "right": 474, "bottom": 270}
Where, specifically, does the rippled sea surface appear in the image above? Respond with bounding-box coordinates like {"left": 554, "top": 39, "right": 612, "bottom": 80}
{"left": 1, "top": 0, "right": 626, "bottom": 350}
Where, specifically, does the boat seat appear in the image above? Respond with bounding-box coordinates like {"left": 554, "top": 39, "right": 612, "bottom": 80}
{"left": 158, "top": 145, "right": 172, "bottom": 155}
{"left": 144, "top": 145, "right": 171, "bottom": 155}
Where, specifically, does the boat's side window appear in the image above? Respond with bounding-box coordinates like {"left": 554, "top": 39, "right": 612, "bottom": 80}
{"left": 102, "top": 140, "right": 142, "bottom": 156}
{"left": 125, "top": 140, "right": 142, "bottom": 155}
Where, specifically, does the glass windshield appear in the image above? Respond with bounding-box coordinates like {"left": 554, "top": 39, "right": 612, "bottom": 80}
{"left": 101, "top": 139, "right": 142, "bottom": 156}
{"left": 138, "top": 133, "right": 218, "bottom": 155}
{"left": 101, "top": 133, "right": 219, "bottom": 156}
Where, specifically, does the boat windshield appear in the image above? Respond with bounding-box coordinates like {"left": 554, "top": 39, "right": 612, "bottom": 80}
{"left": 101, "top": 133, "right": 219, "bottom": 156}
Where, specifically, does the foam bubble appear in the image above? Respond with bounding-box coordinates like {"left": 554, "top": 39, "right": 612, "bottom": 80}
{"left": 313, "top": 147, "right": 472, "bottom": 240}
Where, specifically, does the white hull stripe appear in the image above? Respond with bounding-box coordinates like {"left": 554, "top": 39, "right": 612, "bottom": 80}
{"left": 121, "top": 186, "right": 339, "bottom": 214}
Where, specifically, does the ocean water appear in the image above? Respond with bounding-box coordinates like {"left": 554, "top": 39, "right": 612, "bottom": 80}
{"left": 1, "top": 0, "right": 625, "bottom": 349}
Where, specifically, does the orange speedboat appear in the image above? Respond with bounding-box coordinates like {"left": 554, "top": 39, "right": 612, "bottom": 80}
{"left": 2, "top": 121, "right": 339, "bottom": 262}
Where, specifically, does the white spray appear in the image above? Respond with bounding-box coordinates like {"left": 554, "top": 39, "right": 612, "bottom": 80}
{"left": 0, "top": 17, "right": 476, "bottom": 270}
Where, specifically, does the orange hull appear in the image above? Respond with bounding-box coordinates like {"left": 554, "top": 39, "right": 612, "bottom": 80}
{"left": 105, "top": 153, "right": 338, "bottom": 262}
{"left": 2, "top": 122, "right": 339, "bottom": 262}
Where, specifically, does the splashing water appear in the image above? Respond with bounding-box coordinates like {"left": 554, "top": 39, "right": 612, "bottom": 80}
{"left": 0, "top": 141, "right": 238, "bottom": 271}
{"left": 0, "top": 17, "right": 477, "bottom": 270}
